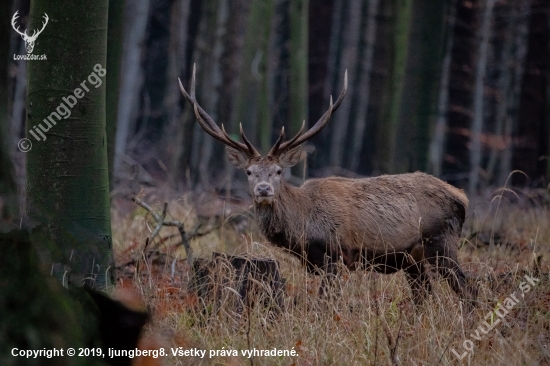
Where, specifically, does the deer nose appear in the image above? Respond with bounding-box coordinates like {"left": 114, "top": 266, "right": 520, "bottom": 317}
{"left": 255, "top": 183, "right": 273, "bottom": 197}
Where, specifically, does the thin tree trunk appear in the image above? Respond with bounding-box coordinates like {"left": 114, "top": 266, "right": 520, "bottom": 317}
{"left": 218, "top": 0, "right": 247, "bottom": 181}
{"left": 167, "top": 0, "right": 191, "bottom": 188}
{"left": 429, "top": 0, "right": 457, "bottom": 177}
{"left": 400, "top": 0, "right": 447, "bottom": 173}
{"left": 235, "top": 0, "right": 275, "bottom": 153}
{"left": 26, "top": 1, "right": 112, "bottom": 288}
{"left": 192, "top": 0, "right": 226, "bottom": 187}
{"left": 498, "top": 0, "right": 529, "bottom": 186}
{"left": 377, "top": 0, "right": 412, "bottom": 174}
{"left": 349, "top": 0, "right": 379, "bottom": 172}
{"left": 140, "top": 0, "right": 173, "bottom": 149}
{"left": 486, "top": 2, "right": 515, "bottom": 183}
{"left": 106, "top": 0, "right": 125, "bottom": 189}
{"left": 547, "top": 11, "right": 550, "bottom": 183}
{"left": 289, "top": 0, "right": 309, "bottom": 137}
{"left": 469, "top": 0, "right": 496, "bottom": 194}
{"left": 289, "top": 0, "right": 308, "bottom": 176}
{"left": 329, "top": 0, "right": 362, "bottom": 168}
{"left": 320, "top": 0, "right": 344, "bottom": 168}
{"left": 0, "top": 0, "right": 18, "bottom": 222}
{"left": 114, "top": 0, "right": 150, "bottom": 172}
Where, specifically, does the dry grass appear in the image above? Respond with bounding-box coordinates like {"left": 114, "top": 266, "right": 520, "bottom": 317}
{"left": 112, "top": 187, "right": 550, "bottom": 366}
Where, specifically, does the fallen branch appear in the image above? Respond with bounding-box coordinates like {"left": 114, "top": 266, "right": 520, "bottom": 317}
{"left": 132, "top": 197, "right": 193, "bottom": 266}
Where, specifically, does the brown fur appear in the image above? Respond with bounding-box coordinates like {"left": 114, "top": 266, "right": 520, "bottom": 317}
{"left": 251, "top": 166, "right": 474, "bottom": 303}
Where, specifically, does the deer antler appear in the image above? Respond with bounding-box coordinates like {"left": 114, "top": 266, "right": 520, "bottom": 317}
{"left": 178, "top": 65, "right": 260, "bottom": 158}
{"left": 268, "top": 70, "right": 348, "bottom": 156}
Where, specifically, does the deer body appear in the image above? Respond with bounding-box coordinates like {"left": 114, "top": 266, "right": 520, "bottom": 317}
{"left": 178, "top": 66, "right": 476, "bottom": 303}
{"left": 255, "top": 172, "right": 468, "bottom": 271}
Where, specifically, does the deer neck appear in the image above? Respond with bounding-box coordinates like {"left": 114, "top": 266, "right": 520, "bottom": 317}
{"left": 254, "top": 181, "right": 303, "bottom": 246}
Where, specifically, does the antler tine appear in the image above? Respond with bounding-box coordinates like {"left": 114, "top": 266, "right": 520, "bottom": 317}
{"left": 181, "top": 66, "right": 220, "bottom": 134}
{"left": 220, "top": 123, "right": 251, "bottom": 152}
{"left": 239, "top": 123, "right": 260, "bottom": 157}
{"left": 192, "top": 104, "right": 227, "bottom": 143}
{"left": 190, "top": 63, "right": 196, "bottom": 99}
{"left": 267, "top": 127, "right": 285, "bottom": 156}
{"left": 276, "top": 120, "right": 306, "bottom": 153}
{"left": 272, "top": 70, "right": 348, "bottom": 155}
{"left": 178, "top": 66, "right": 259, "bottom": 158}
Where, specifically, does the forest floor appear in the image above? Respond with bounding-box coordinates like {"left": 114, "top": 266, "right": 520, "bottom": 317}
{"left": 111, "top": 185, "right": 550, "bottom": 366}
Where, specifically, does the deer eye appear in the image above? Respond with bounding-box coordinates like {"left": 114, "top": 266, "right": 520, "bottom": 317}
{"left": 246, "top": 170, "right": 252, "bottom": 176}
{"left": 276, "top": 169, "right": 282, "bottom": 175}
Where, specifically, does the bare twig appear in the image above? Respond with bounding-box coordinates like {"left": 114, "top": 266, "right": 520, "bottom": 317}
{"left": 150, "top": 202, "right": 168, "bottom": 240}
{"left": 132, "top": 197, "right": 193, "bottom": 266}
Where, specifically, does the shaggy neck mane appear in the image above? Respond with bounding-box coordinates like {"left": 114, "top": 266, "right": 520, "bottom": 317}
{"left": 254, "top": 181, "right": 303, "bottom": 246}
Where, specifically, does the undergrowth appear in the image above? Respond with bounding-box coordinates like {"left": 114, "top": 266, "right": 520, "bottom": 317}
{"left": 112, "top": 187, "right": 550, "bottom": 365}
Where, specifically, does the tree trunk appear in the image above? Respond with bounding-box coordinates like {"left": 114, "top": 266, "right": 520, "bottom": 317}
{"left": 218, "top": 0, "right": 247, "bottom": 180}
{"left": 329, "top": 0, "right": 361, "bottom": 168}
{"left": 547, "top": 11, "right": 550, "bottom": 183}
{"left": 106, "top": 0, "right": 125, "bottom": 189}
{"left": 349, "top": 0, "right": 379, "bottom": 172}
{"left": 0, "top": 0, "right": 18, "bottom": 222}
{"left": 114, "top": 0, "right": 150, "bottom": 172}
{"left": 170, "top": 0, "right": 202, "bottom": 189}
{"left": 307, "top": 0, "right": 335, "bottom": 172}
{"left": 485, "top": 0, "right": 529, "bottom": 186}
{"left": 376, "top": 0, "right": 412, "bottom": 174}
{"left": 469, "top": 0, "right": 496, "bottom": 194}
{"left": 191, "top": 0, "right": 225, "bottom": 187}
{"left": 511, "top": 0, "right": 548, "bottom": 185}
{"left": 289, "top": 0, "right": 308, "bottom": 176}
{"left": 235, "top": 0, "right": 276, "bottom": 153}
{"left": 166, "top": 0, "right": 191, "bottom": 189}
{"left": 26, "top": 1, "right": 113, "bottom": 288}
{"left": 397, "top": 0, "right": 447, "bottom": 173}
{"left": 429, "top": 0, "right": 457, "bottom": 177}
{"left": 139, "top": 0, "right": 173, "bottom": 151}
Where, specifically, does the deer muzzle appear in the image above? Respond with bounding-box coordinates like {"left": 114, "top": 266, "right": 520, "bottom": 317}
{"left": 254, "top": 182, "right": 274, "bottom": 204}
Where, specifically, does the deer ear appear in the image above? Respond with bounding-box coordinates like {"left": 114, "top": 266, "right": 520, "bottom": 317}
{"left": 225, "top": 147, "right": 249, "bottom": 169}
{"left": 279, "top": 145, "right": 302, "bottom": 167}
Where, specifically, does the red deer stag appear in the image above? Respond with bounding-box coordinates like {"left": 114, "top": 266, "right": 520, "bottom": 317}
{"left": 178, "top": 66, "right": 476, "bottom": 304}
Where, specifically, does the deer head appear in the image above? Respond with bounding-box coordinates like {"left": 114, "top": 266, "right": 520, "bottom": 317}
{"left": 12, "top": 11, "right": 49, "bottom": 54}
{"left": 178, "top": 65, "right": 347, "bottom": 205}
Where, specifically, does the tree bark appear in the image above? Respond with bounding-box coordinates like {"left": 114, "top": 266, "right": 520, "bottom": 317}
{"left": 469, "top": 0, "right": 496, "bottom": 194}
{"left": 429, "top": 0, "right": 457, "bottom": 177}
{"left": 397, "top": 0, "right": 447, "bottom": 173}
{"left": 289, "top": 0, "right": 309, "bottom": 176}
{"left": 106, "top": 0, "right": 125, "bottom": 189}
{"left": 166, "top": 0, "right": 191, "bottom": 189}
{"left": 329, "top": 0, "right": 362, "bottom": 168}
{"left": 0, "top": 0, "right": 18, "bottom": 222}
{"left": 485, "top": 0, "right": 529, "bottom": 186}
{"left": 511, "top": 0, "right": 548, "bottom": 185}
{"left": 191, "top": 0, "right": 226, "bottom": 187}
{"left": 26, "top": 1, "right": 113, "bottom": 288}
{"left": 235, "top": 0, "right": 276, "bottom": 153}
{"left": 376, "top": 0, "right": 412, "bottom": 174}
{"left": 316, "top": 0, "right": 344, "bottom": 169}
{"left": 113, "top": 0, "right": 150, "bottom": 172}
{"left": 218, "top": 0, "right": 247, "bottom": 180}
{"left": 349, "top": 0, "right": 379, "bottom": 172}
